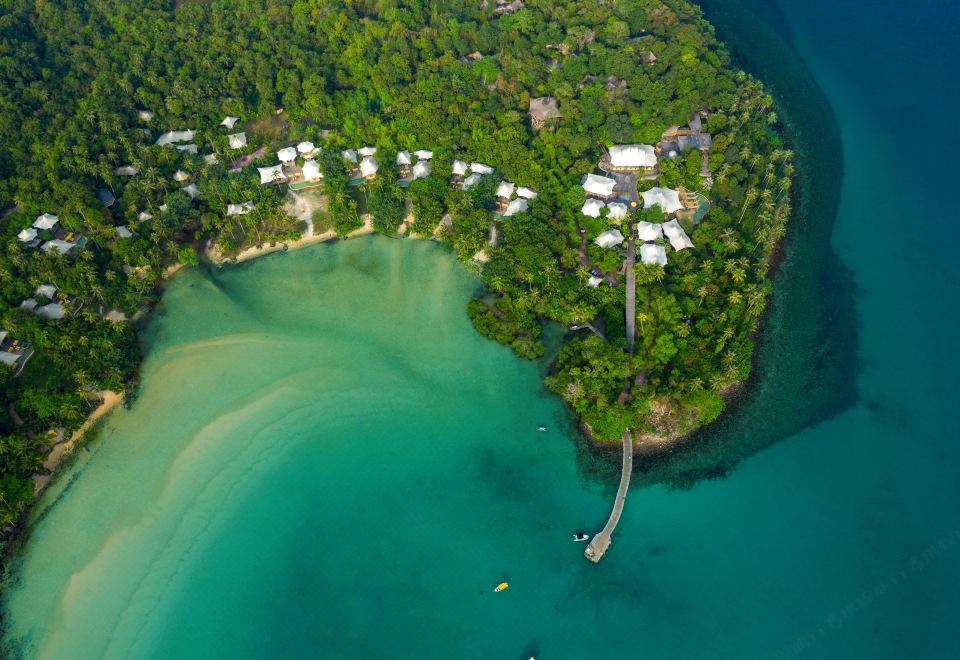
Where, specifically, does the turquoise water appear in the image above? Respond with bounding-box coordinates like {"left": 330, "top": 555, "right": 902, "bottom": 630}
{"left": 4, "top": 0, "right": 959, "bottom": 657}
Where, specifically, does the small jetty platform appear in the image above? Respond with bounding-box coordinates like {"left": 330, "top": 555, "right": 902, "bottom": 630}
{"left": 584, "top": 430, "right": 633, "bottom": 563}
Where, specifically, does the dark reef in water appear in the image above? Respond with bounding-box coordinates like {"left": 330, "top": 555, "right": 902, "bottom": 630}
{"left": 577, "top": 0, "right": 860, "bottom": 490}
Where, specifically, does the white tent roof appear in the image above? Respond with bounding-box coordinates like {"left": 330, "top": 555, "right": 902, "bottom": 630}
{"left": 34, "top": 284, "right": 56, "bottom": 299}
{"left": 173, "top": 169, "right": 190, "bottom": 182}
{"left": 636, "top": 221, "right": 664, "bottom": 241}
{"left": 137, "top": 110, "right": 153, "bottom": 122}
{"left": 221, "top": 116, "right": 240, "bottom": 128}
{"left": 155, "top": 130, "right": 195, "bottom": 146}
{"left": 228, "top": 132, "right": 247, "bottom": 149}
{"left": 36, "top": 303, "right": 66, "bottom": 320}
{"left": 411, "top": 161, "right": 431, "bottom": 180}
{"left": 516, "top": 187, "right": 538, "bottom": 199}
{"left": 41, "top": 240, "right": 75, "bottom": 255}
{"left": 181, "top": 183, "right": 201, "bottom": 199}
{"left": 359, "top": 156, "right": 378, "bottom": 177}
{"left": 258, "top": 165, "right": 287, "bottom": 184}
{"left": 115, "top": 226, "right": 134, "bottom": 238}
{"left": 642, "top": 187, "right": 683, "bottom": 214}
{"left": 358, "top": 146, "right": 377, "bottom": 157}
{"left": 396, "top": 150, "right": 412, "bottom": 165}
{"left": 583, "top": 173, "right": 616, "bottom": 197}
{"left": 609, "top": 144, "right": 657, "bottom": 168}
{"left": 0, "top": 352, "right": 18, "bottom": 367}
{"left": 302, "top": 159, "right": 322, "bottom": 181}
{"left": 414, "top": 150, "right": 433, "bottom": 160}
{"left": 495, "top": 181, "right": 516, "bottom": 199}
{"left": 502, "top": 198, "right": 528, "bottom": 217}
{"left": 341, "top": 149, "right": 358, "bottom": 162}
{"left": 587, "top": 275, "right": 604, "bottom": 288}
{"left": 581, "top": 199, "right": 605, "bottom": 218}
{"left": 463, "top": 173, "right": 482, "bottom": 188}
{"left": 114, "top": 165, "right": 138, "bottom": 176}
{"left": 138, "top": 211, "right": 153, "bottom": 222}
{"left": 277, "top": 147, "right": 297, "bottom": 163}
{"left": 203, "top": 154, "right": 218, "bottom": 165}
{"left": 662, "top": 219, "right": 694, "bottom": 251}
{"left": 297, "top": 141, "right": 316, "bottom": 154}
{"left": 33, "top": 213, "right": 59, "bottom": 230}
{"left": 227, "top": 201, "right": 255, "bottom": 216}
{"left": 452, "top": 160, "right": 468, "bottom": 175}
{"left": 175, "top": 143, "right": 198, "bottom": 154}
{"left": 20, "top": 299, "right": 37, "bottom": 312}
{"left": 595, "top": 229, "right": 625, "bottom": 249}
{"left": 470, "top": 162, "right": 494, "bottom": 175}
{"left": 17, "top": 228, "right": 37, "bottom": 242}
{"left": 607, "top": 202, "right": 628, "bottom": 219}
{"left": 640, "top": 243, "right": 668, "bottom": 266}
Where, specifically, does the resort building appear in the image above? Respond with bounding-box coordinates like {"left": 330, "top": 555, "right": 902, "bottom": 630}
{"left": 33, "top": 213, "right": 59, "bottom": 231}
{"left": 495, "top": 0, "right": 524, "bottom": 16}
{"left": 606, "top": 202, "right": 628, "bottom": 222}
{"left": 114, "top": 165, "right": 138, "bottom": 176}
{"left": 301, "top": 159, "right": 323, "bottom": 183}
{"left": 587, "top": 275, "right": 604, "bottom": 288}
{"left": 228, "top": 132, "right": 247, "bottom": 149}
{"left": 502, "top": 198, "right": 528, "bottom": 217}
{"left": 297, "top": 141, "right": 317, "bottom": 157}
{"left": 41, "top": 239, "right": 76, "bottom": 255}
{"left": 470, "top": 162, "right": 494, "bottom": 175}
{"left": 277, "top": 147, "right": 297, "bottom": 164}
{"left": 529, "top": 96, "right": 561, "bottom": 130}
{"left": 636, "top": 221, "right": 664, "bottom": 241}
{"left": 642, "top": 186, "right": 684, "bottom": 214}
{"left": 495, "top": 181, "right": 515, "bottom": 214}
{"left": 398, "top": 150, "right": 432, "bottom": 186}
{"left": 640, "top": 243, "right": 668, "bottom": 266}
{"left": 581, "top": 198, "right": 605, "bottom": 218}
{"left": 595, "top": 229, "right": 625, "bottom": 249}
{"left": 115, "top": 226, "right": 134, "bottom": 238}
{"left": 181, "top": 183, "right": 201, "bottom": 200}
{"left": 516, "top": 187, "right": 538, "bottom": 199}
{"left": 155, "top": 130, "right": 195, "bottom": 147}
{"left": 173, "top": 170, "right": 190, "bottom": 182}
{"left": 138, "top": 110, "right": 153, "bottom": 122}
{"left": 0, "top": 331, "right": 32, "bottom": 375}
{"left": 451, "top": 160, "right": 468, "bottom": 188}
{"left": 258, "top": 164, "right": 287, "bottom": 185}
{"left": 662, "top": 219, "right": 694, "bottom": 251}
{"left": 227, "top": 201, "right": 255, "bottom": 216}
{"left": 17, "top": 228, "right": 38, "bottom": 244}
{"left": 176, "top": 144, "right": 197, "bottom": 154}
{"left": 600, "top": 145, "right": 658, "bottom": 179}
{"left": 221, "top": 116, "right": 240, "bottom": 129}
{"left": 582, "top": 173, "right": 617, "bottom": 199}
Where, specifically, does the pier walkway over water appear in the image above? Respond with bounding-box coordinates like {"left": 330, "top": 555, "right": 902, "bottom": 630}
{"left": 585, "top": 430, "right": 633, "bottom": 563}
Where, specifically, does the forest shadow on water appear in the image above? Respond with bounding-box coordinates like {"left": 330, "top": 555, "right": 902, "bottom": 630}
{"left": 573, "top": 0, "right": 860, "bottom": 491}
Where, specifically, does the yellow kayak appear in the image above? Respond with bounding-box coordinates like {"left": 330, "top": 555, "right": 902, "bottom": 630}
{"left": 494, "top": 582, "right": 509, "bottom": 592}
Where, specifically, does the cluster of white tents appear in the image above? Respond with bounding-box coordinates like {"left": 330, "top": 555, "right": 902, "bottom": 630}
{"left": 340, "top": 147, "right": 379, "bottom": 180}
{"left": 397, "top": 150, "right": 433, "bottom": 182}
{"left": 258, "top": 142, "right": 323, "bottom": 186}
{"left": 17, "top": 213, "right": 80, "bottom": 255}
{"left": 495, "top": 181, "right": 538, "bottom": 217}
{"left": 20, "top": 284, "right": 66, "bottom": 320}
{"left": 452, "top": 160, "right": 495, "bottom": 188}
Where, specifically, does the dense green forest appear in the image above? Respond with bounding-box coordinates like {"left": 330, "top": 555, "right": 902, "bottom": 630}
{"left": 0, "top": 0, "right": 790, "bottom": 528}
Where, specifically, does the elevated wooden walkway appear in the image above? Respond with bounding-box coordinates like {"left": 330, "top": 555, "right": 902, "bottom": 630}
{"left": 584, "top": 430, "right": 633, "bottom": 563}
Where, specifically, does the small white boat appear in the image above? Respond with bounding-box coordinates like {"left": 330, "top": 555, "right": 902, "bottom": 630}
{"left": 537, "top": 425, "right": 547, "bottom": 432}
{"left": 573, "top": 533, "right": 590, "bottom": 542}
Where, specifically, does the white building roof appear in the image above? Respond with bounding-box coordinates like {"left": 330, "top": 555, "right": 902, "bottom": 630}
{"left": 17, "top": 228, "right": 37, "bottom": 242}
{"left": 302, "top": 159, "right": 322, "bottom": 181}
{"left": 594, "top": 229, "right": 625, "bottom": 249}
{"left": 452, "top": 160, "right": 469, "bottom": 175}
{"left": 341, "top": 149, "right": 358, "bottom": 162}
{"left": 502, "top": 198, "right": 529, "bottom": 217}
{"left": 155, "top": 130, "right": 195, "bottom": 146}
{"left": 36, "top": 303, "right": 66, "bottom": 320}
{"left": 33, "top": 213, "right": 59, "bottom": 230}
{"left": 662, "top": 219, "right": 694, "bottom": 251}
{"left": 587, "top": 275, "right": 604, "bottom": 288}
{"left": 581, "top": 199, "right": 605, "bottom": 218}
{"left": 607, "top": 202, "right": 628, "bottom": 219}
{"left": 470, "top": 162, "right": 494, "bottom": 175}
{"left": 114, "top": 165, "right": 138, "bottom": 176}
{"left": 137, "top": 110, "right": 153, "bottom": 122}
{"left": 414, "top": 150, "right": 434, "bottom": 160}
{"left": 221, "top": 116, "right": 240, "bottom": 129}
{"left": 495, "top": 181, "right": 516, "bottom": 199}
{"left": 397, "top": 150, "right": 412, "bottom": 165}
{"left": 516, "top": 187, "right": 538, "bottom": 199}
{"left": 258, "top": 165, "right": 287, "bottom": 184}
{"left": 41, "top": 240, "right": 75, "bottom": 255}
{"left": 34, "top": 284, "right": 56, "bottom": 298}
{"left": 640, "top": 243, "right": 668, "bottom": 266}
{"left": 297, "top": 141, "right": 316, "bottom": 154}
{"left": 173, "top": 169, "right": 190, "bottom": 182}
{"left": 411, "top": 161, "right": 431, "bottom": 180}
{"left": 228, "top": 132, "right": 247, "bottom": 149}
{"left": 642, "top": 187, "right": 683, "bottom": 214}
{"left": 609, "top": 144, "right": 657, "bottom": 168}
{"left": 358, "top": 146, "right": 377, "bottom": 157}
{"left": 463, "top": 173, "right": 481, "bottom": 188}
{"left": 359, "top": 156, "right": 378, "bottom": 178}
{"left": 277, "top": 147, "right": 297, "bottom": 163}
{"left": 583, "top": 173, "right": 616, "bottom": 197}
{"left": 203, "top": 154, "right": 218, "bottom": 165}
{"left": 636, "top": 221, "right": 664, "bottom": 241}
{"left": 20, "top": 299, "right": 37, "bottom": 312}
{"left": 115, "top": 226, "right": 134, "bottom": 238}
{"left": 181, "top": 183, "right": 201, "bottom": 199}
{"left": 226, "top": 201, "right": 255, "bottom": 216}
{"left": 175, "top": 143, "right": 198, "bottom": 154}
{"left": 138, "top": 211, "right": 153, "bottom": 222}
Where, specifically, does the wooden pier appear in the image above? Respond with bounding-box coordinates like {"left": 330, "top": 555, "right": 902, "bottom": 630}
{"left": 584, "top": 430, "right": 634, "bottom": 563}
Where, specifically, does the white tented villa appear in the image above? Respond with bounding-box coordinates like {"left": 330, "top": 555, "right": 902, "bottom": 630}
{"left": 607, "top": 144, "right": 657, "bottom": 169}
{"left": 581, "top": 199, "right": 605, "bottom": 218}
{"left": 582, "top": 173, "right": 617, "bottom": 198}
{"left": 662, "top": 219, "right": 694, "bottom": 250}
{"left": 258, "top": 164, "right": 287, "bottom": 185}
{"left": 636, "top": 221, "right": 664, "bottom": 241}
{"left": 277, "top": 147, "right": 297, "bottom": 163}
{"left": 228, "top": 132, "right": 248, "bottom": 149}
{"left": 33, "top": 213, "right": 59, "bottom": 230}
{"left": 640, "top": 243, "right": 668, "bottom": 266}
{"left": 502, "top": 198, "right": 529, "bottom": 217}
{"left": 155, "top": 130, "right": 195, "bottom": 147}
{"left": 642, "top": 187, "right": 683, "bottom": 214}
{"left": 301, "top": 159, "right": 323, "bottom": 182}
{"left": 595, "top": 229, "right": 625, "bottom": 249}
